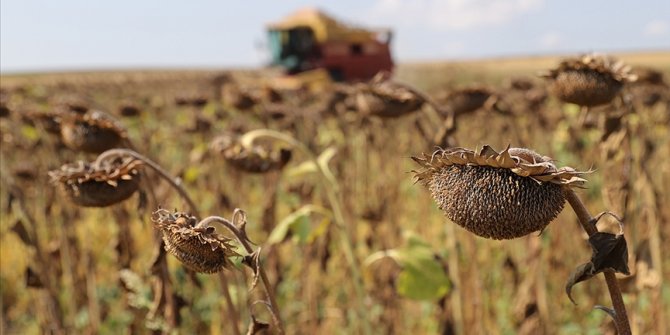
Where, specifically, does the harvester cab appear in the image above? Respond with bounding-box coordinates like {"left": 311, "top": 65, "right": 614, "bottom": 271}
{"left": 267, "top": 8, "right": 394, "bottom": 84}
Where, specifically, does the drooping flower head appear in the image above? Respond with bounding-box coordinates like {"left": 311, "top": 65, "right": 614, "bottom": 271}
{"left": 60, "top": 110, "right": 128, "bottom": 153}
{"left": 541, "top": 53, "right": 637, "bottom": 107}
{"left": 210, "top": 132, "right": 292, "bottom": 173}
{"left": 413, "top": 145, "right": 587, "bottom": 239}
{"left": 354, "top": 72, "right": 426, "bottom": 118}
{"left": 49, "top": 156, "right": 143, "bottom": 207}
{"left": 152, "top": 209, "right": 240, "bottom": 273}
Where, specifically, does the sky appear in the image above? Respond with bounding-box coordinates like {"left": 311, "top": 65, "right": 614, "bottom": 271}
{"left": 1, "top": 0, "right": 669, "bottom": 73}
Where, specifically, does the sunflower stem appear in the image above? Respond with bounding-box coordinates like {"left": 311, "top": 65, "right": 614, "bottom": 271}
{"left": 218, "top": 272, "right": 242, "bottom": 335}
{"left": 198, "top": 216, "right": 285, "bottom": 335}
{"left": 240, "top": 129, "right": 372, "bottom": 335}
{"left": 565, "top": 188, "right": 631, "bottom": 335}
{"left": 94, "top": 148, "right": 200, "bottom": 217}
{"left": 1, "top": 175, "right": 65, "bottom": 332}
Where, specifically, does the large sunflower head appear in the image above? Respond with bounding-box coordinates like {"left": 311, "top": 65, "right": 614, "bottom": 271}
{"left": 413, "top": 145, "right": 587, "bottom": 239}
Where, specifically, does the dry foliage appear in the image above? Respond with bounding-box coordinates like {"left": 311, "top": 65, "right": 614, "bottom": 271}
{"left": 1, "top": 52, "right": 668, "bottom": 335}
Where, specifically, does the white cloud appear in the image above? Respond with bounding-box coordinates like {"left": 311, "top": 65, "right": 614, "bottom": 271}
{"left": 643, "top": 20, "right": 668, "bottom": 36}
{"left": 369, "top": 0, "right": 544, "bottom": 31}
{"left": 539, "top": 32, "right": 562, "bottom": 49}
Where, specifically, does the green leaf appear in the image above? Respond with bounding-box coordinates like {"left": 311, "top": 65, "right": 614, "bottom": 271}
{"left": 309, "top": 217, "right": 330, "bottom": 243}
{"left": 315, "top": 147, "right": 338, "bottom": 187}
{"left": 284, "top": 160, "right": 318, "bottom": 179}
{"left": 267, "top": 205, "right": 331, "bottom": 245}
{"left": 364, "top": 232, "right": 451, "bottom": 301}
{"left": 20, "top": 125, "right": 39, "bottom": 142}
{"left": 294, "top": 214, "right": 311, "bottom": 244}
{"left": 183, "top": 166, "right": 200, "bottom": 183}
{"left": 119, "top": 269, "right": 153, "bottom": 309}
{"left": 395, "top": 235, "right": 451, "bottom": 300}
{"left": 284, "top": 147, "right": 338, "bottom": 185}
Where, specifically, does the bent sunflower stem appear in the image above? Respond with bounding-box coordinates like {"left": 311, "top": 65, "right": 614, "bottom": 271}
{"left": 198, "top": 216, "right": 285, "bottom": 335}
{"left": 95, "top": 148, "right": 200, "bottom": 217}
{"left": 565, "top": 188, "right": 631, "bottom": 335}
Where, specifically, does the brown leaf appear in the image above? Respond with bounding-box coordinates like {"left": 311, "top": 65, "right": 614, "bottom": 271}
{"left": 241, "top": 250, "right": 262, "bottom": 291}
{"left": 565, "top": 232, "right": 630, "bottom": 304}
{"left": 25, "top": 266, "right": 43, "bottom": 288}
{"left": 11, "top": 219, "right": 32, "bottom": 245}
{"left": 589, "top": 232, "right": 630, "bottom": 275}
{"left": 594, "top": 305, "right": 617, "bottom": 321}
{"left": 566, "top": 262, "right": 595, "bottom": 304}
{"left": 136, "top": 189, "right": 147, "bottom": 215}
{"left": 246, "top": 315, "right": 270, "bottom": 335}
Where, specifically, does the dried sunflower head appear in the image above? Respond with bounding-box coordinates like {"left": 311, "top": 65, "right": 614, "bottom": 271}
{"left": 49, "top": 156, "right": 143, "bottom": 207}
{"left": 437, "top": 86, "right": 495, "bottom": 116}
{"left": 629, "top": 67, "right": 668, "bottom": 108}
{"left": 152, "top": 209, "right": 240, "bottom": 273}
{"left": 632, "top": 67, "right": 666, "bottom": 86}
{"left": 51, "top": 94, "right": 91, "bottom": 114}
{"left": 60, "top": 110, "right": 127, "bottom": 153}
{"left": 174, "top": 94, "right": 209, "bottom": 107}
{"left": 541, "top": 53, "right": 637, "bottom": 107}
{"left": 258, "top": 85, "right": 283, "bottom": 103}
{"left": 23, "top": 109, "right": 63, "bottom": 135}
{"left": 210, "top": 133, "right": 292, "bottom": 173}
{"left": 0, "top": 103, "right": 9, "bottom": 118}
{"left": 504, "top": 77, "right": 537, "bottom": 91}
{"left": 413, "top": 145, "right": 587, "bottom": 240}
{"left": 118, "top": 101, "right": 141, "bottom": 117}
{"left": 221, "top": 84, "right": 256, "bottom": 110}
{"left": 354, "top": 72, "right": 425, "bottom": 118}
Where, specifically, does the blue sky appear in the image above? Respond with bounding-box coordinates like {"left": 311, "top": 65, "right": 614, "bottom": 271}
{"left": 1, "top": 0, "right": 668, "bottom": 73}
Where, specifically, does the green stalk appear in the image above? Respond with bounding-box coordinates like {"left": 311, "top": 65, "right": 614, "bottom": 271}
{"left": 240, "top": 129, "right": 372, "bottom": 335}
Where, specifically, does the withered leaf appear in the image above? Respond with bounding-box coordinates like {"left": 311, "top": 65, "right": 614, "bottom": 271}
{"left": 26, "top": 266, "right": 43, "bottom": 288}
{"left": 594, "top": 305, "right": 617, "bottom": 321}
{"left": 246, "top": 315, "right": 270, "bottom": 335}
{"left": 5, "top": 192, "right": 15, "bottom": 214}
{"left": 566, "top": 262, "right": 595, "bottom": 304}
{"left": 11, "top": 219, "right": 32, "bottom": 245}
{"left": 136, "top": 189, "right": 147, "bottom": 215}
{"left": 565, "top": 232, "right": 630, "bottom": 304}
{"left": 589, "top": 232, "right": 630, "bottom": 275}
{"left": 241, "top": 250, "right": 262, "bottom": 291}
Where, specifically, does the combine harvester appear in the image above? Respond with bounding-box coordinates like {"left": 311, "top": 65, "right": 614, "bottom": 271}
{"left": 266, "top": 8, "right": 394, "bottom": 90}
